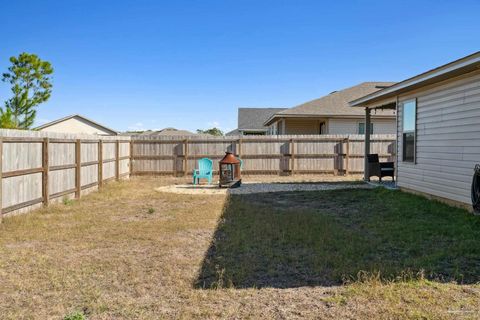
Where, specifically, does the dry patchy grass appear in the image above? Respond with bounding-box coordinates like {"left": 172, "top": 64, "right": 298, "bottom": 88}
{"left": 1, "top": 177, "right": 480, "bottom": 319}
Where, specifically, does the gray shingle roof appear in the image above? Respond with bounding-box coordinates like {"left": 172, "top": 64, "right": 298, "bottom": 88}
{"left": 128, "top": 128, "right": 200, "bottom": 136}
{"left": 238, "top": 108, "right": 287, "bottom": 130}
{"left": 265, "top": 82, "right": 396, "bottom": 125}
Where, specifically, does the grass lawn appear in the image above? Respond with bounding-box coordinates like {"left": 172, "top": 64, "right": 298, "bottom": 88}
{"left": 1, "top": 177, "right": 480, "bottom": 319}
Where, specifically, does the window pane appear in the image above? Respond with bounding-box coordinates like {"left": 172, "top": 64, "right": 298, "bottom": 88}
{"left": 403, "top": 132, "right": 415, "bottom": 161}
{"left": 358, "top": 123, "right": 365, "bottom": 134}
{"left": 403, "top": 100, "right": 416, "bottom": 132}
{"left": 402, "top": 100, "right": 416, "bottom": 162}
{"left": 358, "top": 123, "right": 373, "bottom": 134}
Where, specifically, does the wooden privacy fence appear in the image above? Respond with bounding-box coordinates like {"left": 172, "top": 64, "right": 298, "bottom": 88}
{"left": 0, "top": 131, "right": 395, "bottom": 218}
{"left": 131, "top": 134, "right": 396, "bottom": 176}
{"left": 0, "top": 130, "right": 131, "bottom": 218}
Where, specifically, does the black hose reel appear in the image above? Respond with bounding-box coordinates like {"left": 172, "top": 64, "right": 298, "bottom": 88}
{"left": 472, "top": 164, "right": 480, "bottom": 214}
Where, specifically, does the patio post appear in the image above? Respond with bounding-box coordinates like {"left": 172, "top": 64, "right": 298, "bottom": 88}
{"left": 364, "top": 107, "right": 371, "bottom": 181}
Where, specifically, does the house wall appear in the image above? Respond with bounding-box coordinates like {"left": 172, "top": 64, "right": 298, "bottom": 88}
{"left": 328, "top": 118, "right": 396, "bottom": 134}
{"left": 269, "top": 118, "right": 395, "bottom": 135}
{"left": 283, "top": 119, "right": 321, "bottom": 134}
{"left": 39, "top": 118, "right": 115, "bottom": 136}
{"left": 396, "top": 70, "right": 480, "bottom": 205}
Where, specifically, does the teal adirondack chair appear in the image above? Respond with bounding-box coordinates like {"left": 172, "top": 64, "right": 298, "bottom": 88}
{"left": 193, "top": 158, "right": 213, "bottom": 185}
{"left": 237, "top": 157, "right": 243, "bottom": 170}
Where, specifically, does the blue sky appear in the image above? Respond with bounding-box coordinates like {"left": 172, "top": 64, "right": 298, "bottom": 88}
{"left": 0, "top": 1, "right": 479, "bottom": 133}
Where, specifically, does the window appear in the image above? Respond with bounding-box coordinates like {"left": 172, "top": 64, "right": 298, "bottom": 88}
{"left": 402, "top": 99, "right": 416, "bottom": 162}
{"left": 270, "top": 123, "right": 278, "bottom": 135}
{"left": 319, "top": 122, "right": 326, "bottom": 134}
{"left": 358, "top": 122, "right": 373, "bottom": 135}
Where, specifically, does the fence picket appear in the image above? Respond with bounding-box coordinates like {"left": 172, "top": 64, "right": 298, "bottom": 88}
{"left": 0, "top": 129, "right": 131, "bottom": 218}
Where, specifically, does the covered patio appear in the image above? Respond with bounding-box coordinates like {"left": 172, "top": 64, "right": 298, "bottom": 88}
{"left": 361, "top": 100, "right": 398, "bottom": 183}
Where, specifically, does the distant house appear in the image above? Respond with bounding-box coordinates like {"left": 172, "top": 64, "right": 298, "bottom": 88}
{"left": 226, "top": 108, "right": 287, "bottom": 136}
{"left": 133, "top": 128, "right": 195, "bottom": 136}
{"left": 350, "top": 51, "right": 480, "bottom": 209}
{"left": 263, "top": 82, "right": 397, "bottom": 135}
{"left": 127, "top": 127, "right": 209, "bottom": 137}
{"left": 35, "top": 114, "right": 117, "bottom": 136}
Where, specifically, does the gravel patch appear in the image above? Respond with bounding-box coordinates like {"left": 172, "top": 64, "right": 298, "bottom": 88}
{"left": 155, "top": 182, "right": 371, "bottom": 195}
{"left": 229, "top": 182, "right": 371, "bottom": 194}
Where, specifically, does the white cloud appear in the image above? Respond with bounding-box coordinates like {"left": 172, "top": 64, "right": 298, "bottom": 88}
{"left": 207, "top": 121, "right": 220, "bottom": 128}
{"left": 127, "top": 122, "right": 145, "bottom": 131}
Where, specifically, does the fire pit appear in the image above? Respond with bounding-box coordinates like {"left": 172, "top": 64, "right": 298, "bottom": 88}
{"left": 219, "top": 152, "right": 241, "bottom": 188}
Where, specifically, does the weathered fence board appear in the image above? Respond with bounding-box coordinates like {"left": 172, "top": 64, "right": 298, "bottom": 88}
{"left": 0, "top": 130, "right": 395, "bottom": 218}
{"left": 131, "top": 134, "right": 396, "bottom": 176}
{"left": 0, "top": 129, "right": 131, "bottom": 217}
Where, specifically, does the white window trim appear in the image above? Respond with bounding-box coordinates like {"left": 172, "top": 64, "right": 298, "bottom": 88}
{"left": 401, "top": 98, "right": 417, "bottom": 163}
{"left": 357, "top": 121, "right": 373, "bottom": 135}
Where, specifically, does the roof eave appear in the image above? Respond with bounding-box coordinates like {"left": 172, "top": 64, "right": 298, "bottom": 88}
{"left": 350, "top": 51, "right": 480, "bottom": 107}
{"left": 240, "top": 128, "right": 268, "bottom": 132}
{"left": 34, "top": 114, "right": 118, "bottom": 135}
{"left": 264, "top": 113, "right": 394, "bottom": 125}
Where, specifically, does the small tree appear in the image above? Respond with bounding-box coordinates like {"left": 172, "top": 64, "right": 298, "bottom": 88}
{"left": 197, "top": 127, "right": 224, "bottom": 136}
{"left": 2, "top": 53, "right": 53, "bottom": 129}
{"left": 0, "top": 107, "right": 16, "bottom": 128}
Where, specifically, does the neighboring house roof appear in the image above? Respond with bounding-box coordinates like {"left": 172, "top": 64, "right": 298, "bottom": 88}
{"left": 128, "top": 127, "right": 208, "bottom": 136}
{"left": 34, "top": 114, "right": 118, "bottom": 135}
{"left": 264, "top": 82, "right": 396, "bottom": 126}
{"left": 142, "top": 128, "right": 195, "bottom": 136}
{"left": 238, "top": 108, "right": 287, "bottom": 131}
{"left": 225, "top": 129, "right": 240, "bottom": 136}
{"left": 350, "top": 51, "right": 480, "bottom": 108}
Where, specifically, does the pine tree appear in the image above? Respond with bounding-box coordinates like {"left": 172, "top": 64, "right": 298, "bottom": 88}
{"left": 2, "top": 53, "right": 53, "bottom": 129}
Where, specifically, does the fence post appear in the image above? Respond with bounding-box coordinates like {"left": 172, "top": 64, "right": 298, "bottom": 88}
{"left": 332, "top": 139, "right": 338, "bottom": 176}
{"left": 115, "top": 140, "right": 120, "bottom": 181}
{"left": 98, "top": 140, "right": 103, "bottom": 188}
{"left": 129, "top": 140, "right": 133, "bottom": 176}
{"left": 75, "top": 139, "right": 81, "bottom": 199}
{"left": 345, "top": 137, "right": 350, "bottom": 176}
{"left": 173, "top": 144, "right": 177, "bottom": 177}
{"left": 183, "top": 139, "right": 188, "bottom": 176}
{"left": 42, "top": 138, "right": 49, "bottom": 206}
{"left": 0, "top": 138, "right": 2, "bottom": 222}
{"left": 237, "top": 138, "right": 242, "bottom": 157}
{"left": 290, "top": 138, "right": 295, "bottom": 175}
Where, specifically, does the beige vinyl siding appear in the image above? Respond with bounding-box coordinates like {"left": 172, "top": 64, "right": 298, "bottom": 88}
{"left": 396, "top": 70, "right": 480, "bottom": 205}
{"left": 328, "top": 118, "right": 396, "bottom": 134}
{"left": 274, "top": 118, "right": 395, "bottom": 135}
{"left": 327, "top": 119, "right": 358, "bottom": 134}
{"left": 38, "top": 118, "right": 114, "bottom": 135}
{"left": 284, "top": 119, "right": 321, "bottom": 134}
{"left": 373, "top": 119, "right": 397, "bottom": 134}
